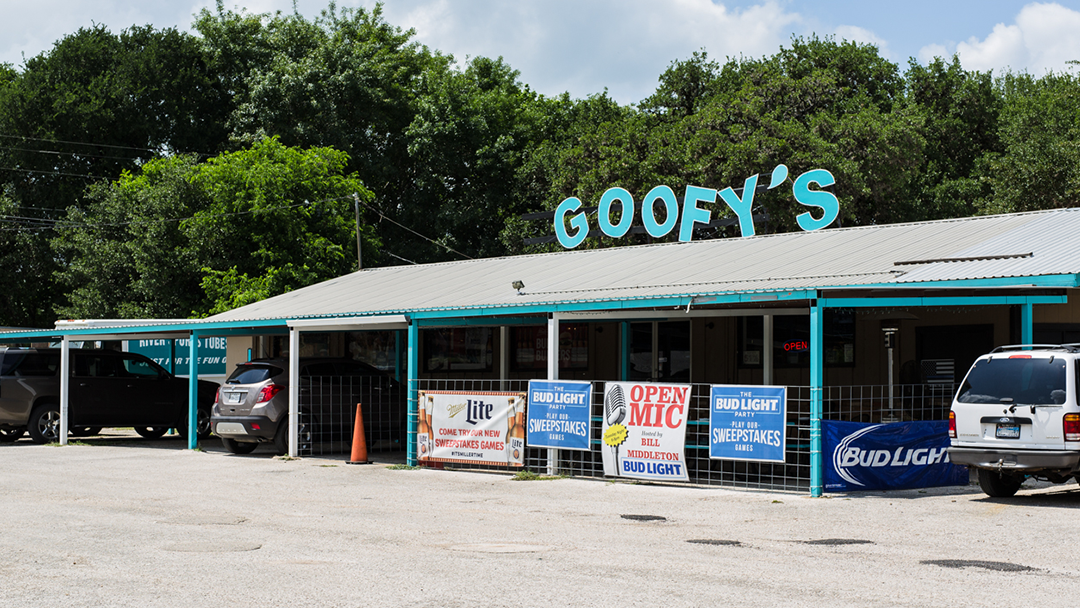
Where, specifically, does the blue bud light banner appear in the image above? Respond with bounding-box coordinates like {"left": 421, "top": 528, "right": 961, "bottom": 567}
{"left": 824, "top": 420, "right": 968, "bottom": 492}
{"left": 526, "top": 380, "right": 592, "bottom": 451}
{"left": 709, "top": 385, "right": 787, "bottom": 463}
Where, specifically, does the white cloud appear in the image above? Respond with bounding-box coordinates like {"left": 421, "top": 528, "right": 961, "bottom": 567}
{"left": 833, "top": 25, "right": 892, "bottom": 60}
{"left": 918, "top": 2, "right": 1080, "bottom": 74}
{"left": 372, "top": 0, "right": 801, "bottom": 104}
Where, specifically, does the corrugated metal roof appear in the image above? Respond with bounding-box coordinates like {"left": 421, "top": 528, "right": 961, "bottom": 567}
{"left": 206, "top": 208, "right": 1080, "bottom": 322}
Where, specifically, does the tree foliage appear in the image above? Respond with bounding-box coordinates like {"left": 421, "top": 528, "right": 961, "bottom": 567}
{"left": 1, "top": 9, "right": 1080, "bottom": 325}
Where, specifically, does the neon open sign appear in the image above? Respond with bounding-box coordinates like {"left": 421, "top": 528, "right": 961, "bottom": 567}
{"left": 553, "top": 165, "right": 839, "bottom": 249}
{"left": 783, "top": 340, "right": 809, "bottom": 353}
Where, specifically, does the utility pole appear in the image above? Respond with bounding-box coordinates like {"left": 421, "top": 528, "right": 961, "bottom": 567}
{"left": 353, "top": 192, "right": 363, "bottom": 271}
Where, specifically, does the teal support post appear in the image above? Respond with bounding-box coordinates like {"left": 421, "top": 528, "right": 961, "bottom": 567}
{"left": 620, "top": 321, "right": 630, "bottom": 381}
{"left": 187, "top": 331, "right": 200, "bottom": 450}
{"left": 809, "top": 301, "right": 824, "bottom": 497}
{"left": 168, "top": 339, "right": 175, "bottom": 374}
{"left": 394, "top": 330, "right": 404, "bottom": 383}
{"left": 1021, "top": 303, "right": 1034, "bottom": 345}
{"left": 406, "top": 320, "right": 419, "bottom": 466}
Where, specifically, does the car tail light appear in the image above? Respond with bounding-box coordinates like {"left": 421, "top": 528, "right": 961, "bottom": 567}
{"left": 256, "top": 383, "right": 284, "bottom": 404}
{"left": 948, "top": 411, "right": 956, "bottom": 439}
{"left": 1064, "top": 414, "right": 1080, "bottom": 442}
{"left": 214, "top": 389, "right": 220, "bottom": 405}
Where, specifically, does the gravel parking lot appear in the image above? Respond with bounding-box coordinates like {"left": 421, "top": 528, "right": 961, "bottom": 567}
{"left": 3, "top": 430, "right": 1080, "bottom": 608}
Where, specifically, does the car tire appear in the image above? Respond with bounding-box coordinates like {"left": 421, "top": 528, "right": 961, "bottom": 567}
{"left": 27, "top": 404, "right": 61, "bottom": 444}
{"left": 69, "top": 426, "right": 102, "bottom": 437}
{"left": 273, "top": 416, "right": 290, "bottom": 455}
{"left": 176, "top": 409, "right": 213, "bottom": 441}
{"left": 0, "top": 426, "right": 25, "bottom": 443}
{"left": 221, "top": 437, "right": 258, "bottom": 454}
{"left": 977, "top": 468, "right": 1023, "bottom": 498}
{"left": 134, "top": 427, "right": 168, "bottom": 440}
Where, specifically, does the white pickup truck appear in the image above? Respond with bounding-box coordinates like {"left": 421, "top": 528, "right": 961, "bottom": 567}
{"left": 948, "top": 345, "right": 1080, "bottom": 497}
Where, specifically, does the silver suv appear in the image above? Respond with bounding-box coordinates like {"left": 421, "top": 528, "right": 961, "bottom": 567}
{"left": 211, "top": 358, "right": 404, "bottom": 455}
{"left": 0, "top": 348, "right": 218, "bottom": 444}
{"left": 949, "top": 345, "right": 1080, "bottom": 497}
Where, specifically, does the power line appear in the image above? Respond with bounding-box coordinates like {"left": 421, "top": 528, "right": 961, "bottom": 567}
{"left": 354, "top": 197, "right": 473, "bottom": 260}
{"left": 0, "top": 132, "right": 211, "bottom": 157}
{"left": 0, "top": 165, "right": 109, "bottom": 180}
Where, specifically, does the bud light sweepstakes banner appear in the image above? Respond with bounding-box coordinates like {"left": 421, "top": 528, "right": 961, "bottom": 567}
{"left": 601, "top": 382, "right": 690, "bottom": 481}
{"left": 709, "top": 385, "right": 787, "bottom": 463}
{"left": 526, "top": 380, "right": 592, "bottom": 451}
{"left": 823, "top": 420, "right": 968, "bottom": 492}
{"left": 419, "top": 391, "right": 526, "bottom": 467}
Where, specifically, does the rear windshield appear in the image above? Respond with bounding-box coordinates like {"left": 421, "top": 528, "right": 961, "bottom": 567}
{"left": 226, "top": 365, "right": 282, "bottom": 385}
{"left": 0, "top": 352, "right": 59, "bottom": 377}
{"left": 957, "top": 357, "right": 1067, "bottom": 405}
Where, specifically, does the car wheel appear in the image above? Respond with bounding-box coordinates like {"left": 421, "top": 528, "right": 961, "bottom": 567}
{"left": 977, "top": 468, "right": 1023, "bottom": 498}
{"left": 0, "top": 426, "right": 25, "bottom": 443}
{"left": 134, "top": 427, "right": 168, "bottom": 440}
{"left": 69, "top": 426, "right": 102, "bottom": 437}
{"left": 273, "top": 416, "right": 290, "bottom": 455}
{"left": 176, "top": 409, "right": 213, "bottom": 440}
{"left": 28, "top": 404, "right": 61, "bottom": 444}
{"left": 221, "top": 437, "right": 258, "bottom": 454}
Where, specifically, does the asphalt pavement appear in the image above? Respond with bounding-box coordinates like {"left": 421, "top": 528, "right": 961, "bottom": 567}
{"left": 2, "top": 429, "right": 1079, "bottom": 608}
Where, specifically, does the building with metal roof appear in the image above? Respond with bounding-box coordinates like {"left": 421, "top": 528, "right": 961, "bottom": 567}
{"left": 2, "top": 207, "right": 1079, "bottom": 496}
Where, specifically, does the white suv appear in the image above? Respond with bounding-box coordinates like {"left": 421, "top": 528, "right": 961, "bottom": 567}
{"left": 949, "top": 345, "right": 1080, "bottom": 497}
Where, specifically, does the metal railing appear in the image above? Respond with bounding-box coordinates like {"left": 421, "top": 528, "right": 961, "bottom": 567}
{"left": 414, "top": 379, "right": 813, "bottom": 492}
{"left": 821, "top": 384, "right": 956, "bottom": 423}
{"left": 299, "top": 375, "right": 405, "bottom": 456}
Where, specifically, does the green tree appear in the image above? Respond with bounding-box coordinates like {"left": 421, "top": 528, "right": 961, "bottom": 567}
{"left": 978, "top": 71, "right": 1080, "bottom": 214}
{"left": 0, "top": 24, "right": 230, "bottom": 325}
{"left": 184, "top": 137, "right": 377, "bottom": 315}
{"left": 53, "top": 155, "right": 204, "bottom": 319}
{"left": 53, "top": 138, "right": 378, "bottom": 318}
{"left": 904, "top": 56, "right": 1001, "bottom": 220}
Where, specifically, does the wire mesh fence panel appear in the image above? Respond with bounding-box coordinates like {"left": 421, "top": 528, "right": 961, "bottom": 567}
{"left": 822, "top": 384, "right": 956, "bottom": 423}
{"left": 299, "top": 375, "right": 405, "bottom": 456}
{"left": 416, "top": 379, "right": 812, "bottom": 491}
{"left": 415, "top": 378, "right": 532, "bottom": 473}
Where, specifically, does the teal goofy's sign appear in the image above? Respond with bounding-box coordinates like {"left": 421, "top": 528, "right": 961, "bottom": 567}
{"left": 554, "top": 165, "right": 839, "bottom": 249}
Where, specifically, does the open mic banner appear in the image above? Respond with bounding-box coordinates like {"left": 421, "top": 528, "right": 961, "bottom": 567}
{"left": 601, "top": 382, "right": 690, "bottom": 481}
{"left": 823, "top": 420, "right": 968, "bottom": 492}
{"left": 526, "top": 380, "right": 592, "bottom": 451}
{"left": 417, "top": 391, "right": 526, "bottom": 467}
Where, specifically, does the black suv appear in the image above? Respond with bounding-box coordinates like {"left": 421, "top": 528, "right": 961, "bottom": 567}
{"left": 0, "top": 348, "right": 219, "bottom": 444}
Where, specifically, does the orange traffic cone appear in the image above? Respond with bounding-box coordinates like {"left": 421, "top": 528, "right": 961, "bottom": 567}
{"left": 347, "top": 402, "right": 370, "bottom": 465}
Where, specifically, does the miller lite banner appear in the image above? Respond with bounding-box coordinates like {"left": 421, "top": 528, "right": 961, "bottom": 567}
{"left": 823, "top": 420, "right": 968, "bottom": 492}
{"left": 417, "top": 391, "right": 526, "bottom": 467}
{"left": 601, "top": 381, "right": 690, "bottom": 481}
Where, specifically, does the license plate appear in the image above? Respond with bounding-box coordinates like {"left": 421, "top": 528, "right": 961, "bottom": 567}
{"left": 225, "top": 392, "right": 242, "bottom": 404}
{"left": 996, "top": 423, "right": 1021, "bottom": 439}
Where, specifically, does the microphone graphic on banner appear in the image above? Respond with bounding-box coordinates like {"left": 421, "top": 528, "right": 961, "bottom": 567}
{"left": 604, "top": 383, "right": 628, "bottom": 473}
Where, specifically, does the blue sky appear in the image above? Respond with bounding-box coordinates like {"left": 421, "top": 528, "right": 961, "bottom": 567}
{"left": 4, "top": 1, "right": 1080, "bottom": 104}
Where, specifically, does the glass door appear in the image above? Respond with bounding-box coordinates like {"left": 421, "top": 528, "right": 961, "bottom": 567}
{"left": 628, "top": 321, "right": 690, "bottom": 382}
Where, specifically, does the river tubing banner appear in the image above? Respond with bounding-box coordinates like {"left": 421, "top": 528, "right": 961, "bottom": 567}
{"left": 526, "top": 380, "right": 592, "bottom": 451}
{"left": 601, "top": 381, "right": 690, "bottom": 481}
{"left": 709, "top": 385, "right": 787, "bottom": 463}
{"left": 823, "top": 420, "right": 968, "bottom": 492}
{"left": 417, "top": 391, "right": 527, "bottom": 467}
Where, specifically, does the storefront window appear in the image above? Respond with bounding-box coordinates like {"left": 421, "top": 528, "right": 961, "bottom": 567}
{"left": 424, "top": 327, "right": 493, "bottom": 372}
{"left": 738, "top": 310, "right": 855, "bottom": 368}
{"left": 346, "top": 331, "right": 397, "bottom": 372}
{"left": 511, "top": 324, "right": 589, "bottom": 371}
